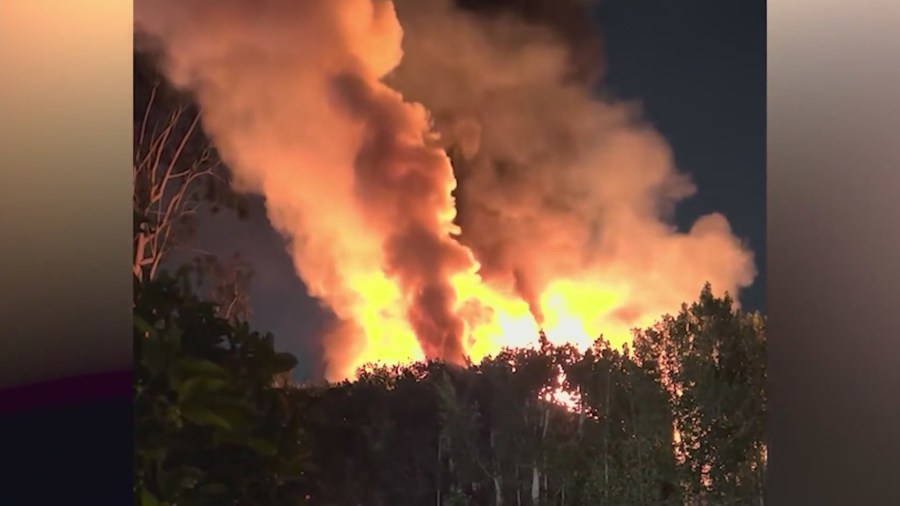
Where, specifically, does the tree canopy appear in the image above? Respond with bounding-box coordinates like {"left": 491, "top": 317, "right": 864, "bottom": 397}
{"left": 135, "top": 278, "right": 765, "bottom": 506}
{"left": 134, "top": 273, "right": 306, "bottom": 506}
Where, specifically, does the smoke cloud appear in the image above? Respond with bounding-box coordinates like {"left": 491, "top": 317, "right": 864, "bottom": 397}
{"left": 135, "top": 0, "right": 483, "bottom": 377}
{"left": 388, "top": 0, "right": 756, "bottom": 333}
{"left": 135, "top": 0, "right": 756, "bottom": 380}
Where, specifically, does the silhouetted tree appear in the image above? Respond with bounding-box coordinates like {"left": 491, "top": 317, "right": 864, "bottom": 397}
{"left": 135, "top": 281, "right": 765, "bottom": 506}
{"left": 134, "top": 273, "right": 304, "bottom": 506}
{"left": 132, "top": 51, "right": 248, "bottom": 284}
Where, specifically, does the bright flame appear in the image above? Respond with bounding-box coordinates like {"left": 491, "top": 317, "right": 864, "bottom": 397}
{"left": 347, "top": 271, "right": 424, "bottom": 366}
{"left": 543, "top": 371, "right": 582, "bottom": 412}
{"left": 540, "top": 280, "right": 625, "bottom": 347}
{"left": 333, "top": 266, "right": 667, "bottom": 380}
{"left": 326, "top": 261, "right": 658, "bottom": 384}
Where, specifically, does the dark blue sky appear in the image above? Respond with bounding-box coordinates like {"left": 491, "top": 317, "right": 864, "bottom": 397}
{"left": 595, "top": 0, "right": 766, "bottom": 311}
{"left": 189, "top": 0, "right": 766, "bottom": 380}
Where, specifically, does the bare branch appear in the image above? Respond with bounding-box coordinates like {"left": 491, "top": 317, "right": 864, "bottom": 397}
{"left": 137, "top": 80, "right": 160, "bottom": 153}
{"left": 133, "top": 64, "right": 245, "bottom": 284}
{"left": 155, "top": 111, "right": 201, "bottom": 202}
{"left": 223, "top": 293, "right": 240, "bottom": 321}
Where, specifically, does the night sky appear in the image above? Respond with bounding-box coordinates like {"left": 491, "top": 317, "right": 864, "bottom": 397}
{"left": 184, "top": 0, "right": 766, "bottom": 381}
{"left": 596, "top": 0, "right": 766, "bottom": 313}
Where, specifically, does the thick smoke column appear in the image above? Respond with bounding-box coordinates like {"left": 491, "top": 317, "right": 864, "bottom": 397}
{"left": 331, "top": 74, "right": 474, "bottom": 363}
{"left": 135, "top": 0, "right": 479, "bottom": 376}
{"left": 388, "top": 0, "right": 756, "bottom": 342}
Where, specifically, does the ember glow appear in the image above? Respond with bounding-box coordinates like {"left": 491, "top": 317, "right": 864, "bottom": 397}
{"left": 135, "top": 0, "right": 756, "bottom": 381}
{"left": 542, "top": 371, "right": 583, "bottom": 412}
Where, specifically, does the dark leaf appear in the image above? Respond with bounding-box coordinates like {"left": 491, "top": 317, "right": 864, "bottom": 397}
{"left": 139, "top": 488, "right": 161, "bottom": 506}
{"left": 174, "top": 357, "right": 229, "bottom": 379}
{"left": 243, "top": 437, "right": 278, "bottom": 456}
{"left": 178, "top": 377, "right": 229, "bottom": 404}
{"left": 140, "top": 338, "right": 167, "bottom": 376}
{"left": 180, "top": 405, "right": 233, "bottom": 431}
{"left": 199, "top": 483, "right": 228, "bottom": 495}
{"left": 270, "top": 352, "right": 298, "bottom": 374}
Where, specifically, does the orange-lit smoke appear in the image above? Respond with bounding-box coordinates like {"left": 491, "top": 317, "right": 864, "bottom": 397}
{"left": 135, "top": 0, "right": 755, "bottom": 381}
{"left": 389, "top": 0, "right": 756, "bottom": 350}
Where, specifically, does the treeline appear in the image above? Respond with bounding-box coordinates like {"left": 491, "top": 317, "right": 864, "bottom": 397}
{"left": 295, "top": 285, "right": 766, "bottom": 506}
{"left": 134, "top": 274, "right": 765, "bottom": 506}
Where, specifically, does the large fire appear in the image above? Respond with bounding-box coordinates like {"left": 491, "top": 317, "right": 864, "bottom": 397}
{"left": 136, "top": 0, "right": 756, "bottom": 383}
{"left": 340, "top": 270, "right": 640, "bottom": 377}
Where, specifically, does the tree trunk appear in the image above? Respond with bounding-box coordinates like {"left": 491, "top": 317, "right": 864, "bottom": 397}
{"left": 542, "top": 407, "right": 550, "bottom": 438}
{"left": 604, "top": 365, "right": 611, "bottom": 501}
{"left": 516, "top": 468, "right": 521, "bottom": 506}
{"left": 577, "top": 401, "right": 585, "bottom": 438}
{"left": 490, "top": 428, "right": 502, "bottom": 506}
{"left": 543, "top": 470, "right": 547, "bottom": 498}
{"left": 437, "top": 436, "right": 442, "bottom": 506}
{"left": 538, "top": 405, "right": 549, "bottom": 505}
{"left": 630, "top": 395, "right": 645, "bottom": 505}
{"left": 133, "top": 233, "right": 148, "bottom": 283}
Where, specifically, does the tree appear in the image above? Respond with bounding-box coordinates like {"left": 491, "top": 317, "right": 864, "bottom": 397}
{"left": 132, "top": 52, "right": 248, "bottom": 284}
{"left": 176, "top": 252, "right": 255, "bottom": 323}
{"left": 633, "top": 284, "right": 767, "bottom": 504}
{"left": 182, "top": 284, "right": 764, "bottom": 506}
{"left": 133, "top": 273, "right": 305, "bottom": 506}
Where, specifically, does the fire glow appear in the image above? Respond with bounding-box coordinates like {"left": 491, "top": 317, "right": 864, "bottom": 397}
{"left": 135, "top": 0, "right": 756, "bottom": 382}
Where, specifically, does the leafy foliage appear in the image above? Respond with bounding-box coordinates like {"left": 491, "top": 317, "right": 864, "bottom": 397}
{"left": 135, "top": 277, "right": 764, "bottom": 505}
{"left": 634, "top": 285, "right": 767, "bottom": 503}
{"left": 293, "top": 286, "right": 765, "bottom": 505}
{"left": 134, "top": 273, "right": 305, "bottom": 506}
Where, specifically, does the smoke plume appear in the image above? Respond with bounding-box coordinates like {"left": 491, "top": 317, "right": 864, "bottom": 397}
{"left": 135, "top": 0, "right": 756, "bottom": 380}
{"left": 387, "top": 0, "right": 755, "bottom": 336}
{"left": 135, "top": 0, "right": 485, "bottom": 376}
